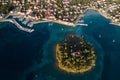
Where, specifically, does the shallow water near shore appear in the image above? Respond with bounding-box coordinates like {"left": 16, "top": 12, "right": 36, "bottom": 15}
{"left": 0, "top": 10, "right": 120, "bottom": 80}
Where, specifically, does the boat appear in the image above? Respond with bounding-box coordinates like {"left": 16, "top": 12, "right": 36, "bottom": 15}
{"left": 112, "top": 39, "right": 115, "bottom": 43}
{"left": 48, "top": 22, "right": 53, "bottom": 26}
{"left": 62, "top": 28, "right": 64, "bottom": 31}
{"left": 22, "top": 19, "right": 29, "bottom": 25}
{"left": 27, "top": 22, "right": 34, "bottom": 27}
{"left": 99, "top": 34, "right": 101, "bottom": 38}
{"left": 75, "top": 20, "right": 88, "bottom": 26}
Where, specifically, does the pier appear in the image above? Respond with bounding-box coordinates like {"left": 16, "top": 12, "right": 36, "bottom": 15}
{"left": 75, "top": 23, "right": 88, "bottom": 26}
{"left": 75, "top": 19, "right": 88, "bottom": 26}
{"left": 11, "top": 19, "right": 34, "bottom": 33}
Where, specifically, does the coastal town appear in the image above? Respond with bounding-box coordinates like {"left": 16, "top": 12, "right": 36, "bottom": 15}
{"left": 0, "top": 0, "right": 120, "bottom": 28}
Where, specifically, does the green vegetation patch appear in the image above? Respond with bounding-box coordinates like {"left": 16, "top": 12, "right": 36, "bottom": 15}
{"left": 56, "top": 34, "right": 96, "bottom": 73}
{"left": 0, "top": 2, "right": 14, "bottom": 14}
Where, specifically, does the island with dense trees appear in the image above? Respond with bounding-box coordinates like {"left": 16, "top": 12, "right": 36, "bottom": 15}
{"left": 56, "top": 34, "right": 96, "bottom": 73}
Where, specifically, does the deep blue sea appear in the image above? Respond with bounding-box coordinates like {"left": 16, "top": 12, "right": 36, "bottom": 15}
{"left": 0, "top": 10, "right": 120, "bottom": 80}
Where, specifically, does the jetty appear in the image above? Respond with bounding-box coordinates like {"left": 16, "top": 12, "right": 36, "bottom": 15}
{"left": 75, "top": 19, "right": 88, "bottom": 26}
{"left": 22, "top": 19, "right": 29, "bottom": 25}
{"left": 11, "top": 19, "right": 34, "bottom": 33}
{"left": 75, "top": 23, "right": 88, "bottom": 26}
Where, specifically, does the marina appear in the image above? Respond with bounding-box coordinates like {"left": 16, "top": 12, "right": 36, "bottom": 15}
{"left": 0, "top": 9, "right": 120, "bottom": 80}
{"left": 11, "top": 19, "right": 34, "bottom": 33}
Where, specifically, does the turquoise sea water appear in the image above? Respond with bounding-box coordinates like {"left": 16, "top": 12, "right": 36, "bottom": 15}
{"left": 0, "top": 10, "right": 120, "bottom": 80}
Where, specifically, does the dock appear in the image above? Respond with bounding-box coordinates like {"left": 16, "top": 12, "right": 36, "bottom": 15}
{"left": 76, "top": 23, "right": 88, "bottom": 26}
{"left": 75, "top": 19, "right": 88, "bottom": 26}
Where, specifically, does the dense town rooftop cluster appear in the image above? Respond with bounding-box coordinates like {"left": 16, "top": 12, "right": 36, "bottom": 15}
{"left": 0, "top": 0, "right": 120, "bottom": 25}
